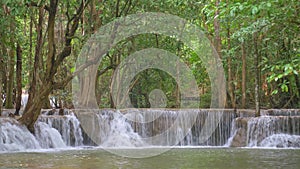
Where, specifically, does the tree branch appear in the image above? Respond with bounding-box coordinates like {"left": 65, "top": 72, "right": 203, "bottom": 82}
{"left": 26, "top": 2, "right": 50, "bottom": 11}
{"left": 52, "top": 0, "right": 91, "bottom": 77}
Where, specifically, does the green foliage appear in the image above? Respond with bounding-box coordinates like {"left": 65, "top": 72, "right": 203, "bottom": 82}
{"left": 0, "top": 0, "right": 299, "bottom": 109}
{"left": 264, "top": 54, "right": 300, "bottom": 94}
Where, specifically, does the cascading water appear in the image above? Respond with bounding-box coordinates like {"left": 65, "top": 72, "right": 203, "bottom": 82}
{"left": 0, "top": 110, "right": 84, "bottom": 151}
{"left": 99, "top": 112, "right": 145, "bottom": 147}
{"left": 0, "top": 118, "right": 41, "bottom": 151}
{"left": 260, "top": 134, "right": 300, "bottom": 148}
{"left": 1, "top": 109, "right": 300, "bottom": 152}
{"left": 34, "top": 121, "right": 67, "bottom": 148}
{"left": 76, "top": 109, "right": 236, "bottom": 147}
{"left": 227, "top": 109, "right": 300, "bottom": 148}
{"left": 37, "top": 112, "right": 84, "bottom": 147}
{"left": 247, "top": 116, "right": 300, "bottom": 147}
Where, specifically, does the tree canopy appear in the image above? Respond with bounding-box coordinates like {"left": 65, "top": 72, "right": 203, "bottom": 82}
{"left": 0, "top": 0, "right": 299, "bottom": 130}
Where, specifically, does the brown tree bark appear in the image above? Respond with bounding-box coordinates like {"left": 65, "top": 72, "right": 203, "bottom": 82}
{"left": 24, "top": 7, "right": 44, "bottom": 114}
{"left": 27, "top": 11, "right": 34, "bottom": 83}
{"left": 15, "top": 43, "right": 22, "bottom": 115}
{"left": 213, "top": 0, "right": 222, "bottom": 59}
{"left": 0, "top": 49, "right": 3, "bottom": 115}
{"left": 19, "top": 0, "right": 90, "bottom": 133}
{"left": 253, "top": 32, "right": 260, "bottom": 116}
{"left": 227, "top": 26, "right": 235, "bottom": 108}
{"left": 6, "top": 19, "right": 15, "bottom": 109}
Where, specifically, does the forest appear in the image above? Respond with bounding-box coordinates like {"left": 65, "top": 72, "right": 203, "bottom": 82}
{"left": 0, "top": 0, "right": 299, "bottom": 131}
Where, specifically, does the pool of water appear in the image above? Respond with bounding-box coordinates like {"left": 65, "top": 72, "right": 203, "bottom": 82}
{"left": 1, "top": 147, "right": 300, "bottom": 169}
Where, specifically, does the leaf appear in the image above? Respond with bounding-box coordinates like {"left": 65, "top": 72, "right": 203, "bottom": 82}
{"left": 293, "top": 70, "right": 299, "bottom": 75}
{"left": 252, "top": 6, "right": 258, "bottom": 15}
{"left": 271, "top": 90, "right": 278, "bottom": 95}
{"left": 70, "top": 67, "right": 75, "bottom": 73}
{"left": 230, "top": 9, "right": 235, "bottom": 17}
{"left": 239, "top": 5, "right": 244, "bottom": 11}
{"left": 281, "top": 84, "right": 288, "bottom": 92}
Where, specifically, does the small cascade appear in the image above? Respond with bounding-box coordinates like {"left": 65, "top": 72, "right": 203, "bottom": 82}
{"left": 38, "top": 112, "right": 84, "bottom": 147}
{"left": 247, "top": 116, "right": 300, "bottom": 147}
{"left": 260, "top": 134, "right": 300, "bottom": 148}
{"left": 34, "top": 121, "right": 67, "bottom": 148}
{"left": 77, "top": 109, "right": 236, "bottom": 147}
{"left": 129, "top": 109, "right": 235, "bottom": 146}
{"left": 0, "top": 111, "right": 84, "bottom": 152}
{"left": 0, "top": 118, "right": 40, "bottom": 151}
{"left": 76, "top": 110, "right": 145, "bottom": 147}
{"left": 228, "top": 112, "right": 300, "bottom": 148}
{"left": 100, "top": 112, "right": 145, "bottom": 147}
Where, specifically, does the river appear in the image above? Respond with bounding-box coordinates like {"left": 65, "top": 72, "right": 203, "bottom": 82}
{"left": 1, "top": 147, "right": 300, "bottom": 169}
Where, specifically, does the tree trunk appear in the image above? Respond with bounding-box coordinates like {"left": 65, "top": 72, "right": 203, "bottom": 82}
{"left": 28, "top": 11, "right": 34, "bottom": 83}
{"left": 15, "top": 43, "right": 22, "bottom": 115}
{"left": 20, "top": 0, "right": 89, "bottom": 132}
{"left": 25, "top": 7, "right": 44, "bottom": 113}
{"left": 213, "top": 0, "right": 222, "bottom": 59}
{"left": 19, "top": 83, "right": 52, "bottom": 133}
{"left": 6, "top": 43, "right": 15, "bottom": 109}
{"left": 0, "top": 74, "right": 2, "bottom": 116}
{"left": 241, "top": 41, "right": 247, "bottom": 108}
{"left": 253, "top": 32, "right": 260, "bottom": 116}
{"left": 78, "top": 64, "right": 98, "bottom": 108}
{"left": 0, "top": 53, "right": 3, "bottom": 115}
{"left": 6, "top": 16, "right": 16, "bottom": 109}
{"left": 227, "top": 26, "right": 235, "bottom": 108}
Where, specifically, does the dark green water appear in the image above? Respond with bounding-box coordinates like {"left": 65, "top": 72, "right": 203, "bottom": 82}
{"left": 0, "top": 148, "right": 300, "bottom": 169}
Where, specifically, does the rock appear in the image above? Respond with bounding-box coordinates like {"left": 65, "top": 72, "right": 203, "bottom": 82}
{"left": 8, "top": 113, "right": 15, "bottom": 118}
{"left": 229, "top": 117, "right": 249, "bottom": 147}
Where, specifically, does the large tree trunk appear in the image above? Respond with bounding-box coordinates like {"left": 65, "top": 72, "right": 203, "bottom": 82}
{"left": 15, "top": 43, "right": 22, "bottom": 115}
{"left": 19, "top": 0, "right": 89, "bottom": 132}
{"left": 19, "top": 83, "right": 52, "bottom": 133}
{"left": 79, "top": 0, "right": 100, "bottom": 108}
{"left": 78, "top": 64, "right": 98, "bottom": 108}
{"left": 25, "top": 7, "right": 44, "bottom": 113}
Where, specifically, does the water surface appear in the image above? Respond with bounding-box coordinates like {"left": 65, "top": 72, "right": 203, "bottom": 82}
{"left": 1, "top": 148, "right": 300, "bottom": 169}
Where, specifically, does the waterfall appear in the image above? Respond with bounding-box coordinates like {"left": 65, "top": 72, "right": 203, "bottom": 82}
{"left": 76, "top": 109, "right": 236, "bottom": 147}
{"left": 0, "top": 118, "right": 41, "bottom": 151}
{"left": 34, "top": 121, "right": 67, "bottom": 148}
{"left": 247, "top": 116, "right": 300, "bottom": 147}
{"left": 228, "top": 111, "right": 300, "bottom": 148}
{"left": 37, "top": 112, "right": 84, "bottom": 147}
{"left": 75, "top": 109, "right": 145, "bottom": 147}
{"left": 100, "top": 112, "right": 145, "bottom": 147}
{"left": 1, "top": 109, "right": 300, "bottom": 152}
{"left": 0, "top": 111, "right": 84, "bottom": 152}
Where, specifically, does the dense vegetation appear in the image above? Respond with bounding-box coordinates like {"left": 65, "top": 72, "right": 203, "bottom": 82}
{"left": 0, "top": 0, "right": 299, "bottom": 131}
